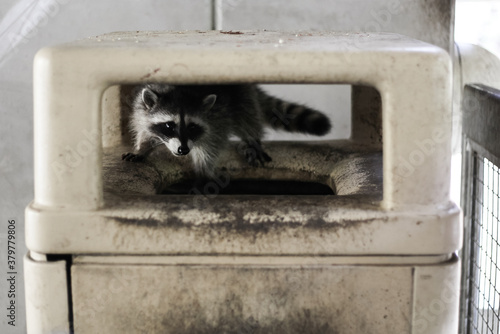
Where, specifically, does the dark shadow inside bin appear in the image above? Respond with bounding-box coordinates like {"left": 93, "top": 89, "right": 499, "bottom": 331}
{"left": 163, "top": 179, "right": 335, "bottom": 195}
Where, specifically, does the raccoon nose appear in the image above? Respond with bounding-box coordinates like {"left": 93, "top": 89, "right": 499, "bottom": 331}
{"left": 178, "top": 146, "right": 190, "bottom": 155}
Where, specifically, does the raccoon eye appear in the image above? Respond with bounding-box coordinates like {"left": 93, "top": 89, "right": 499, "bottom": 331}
{"left": 162, "top": 121, "right": 176, "bottom": 137}
{"left": 187, "top": 123, "right": 203, "bottom": 140}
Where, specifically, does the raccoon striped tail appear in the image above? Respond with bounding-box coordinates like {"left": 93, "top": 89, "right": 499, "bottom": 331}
{"left": 257, "top": 88, "right": 332, "bottom": 136}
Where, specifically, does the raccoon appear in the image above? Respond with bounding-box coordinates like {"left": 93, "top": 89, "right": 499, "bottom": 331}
{"left": 122, "top": 84, "right": 331, "bottom": 178}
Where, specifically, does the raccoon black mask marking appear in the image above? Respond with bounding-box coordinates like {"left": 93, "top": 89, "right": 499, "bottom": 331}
{"left": 122, "top": 84, "right": 332, "bottom": 178}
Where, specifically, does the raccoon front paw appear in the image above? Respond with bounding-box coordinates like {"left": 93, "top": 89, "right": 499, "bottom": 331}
{"left": 244, "top": 145, "right": 272, "bottom": 167}
{"left": 122, "top": 152, "right": 145, "bottom": 162}
{"left": 258, "top": 151, "right": 272, "bottom": 165}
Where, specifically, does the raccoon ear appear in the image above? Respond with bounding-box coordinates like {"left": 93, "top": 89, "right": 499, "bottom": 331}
{"left": 142, "top": 88, "right": 158, "bottom": 109}
{"left": 202, "top": 94, "right": 217, "bottom": 110}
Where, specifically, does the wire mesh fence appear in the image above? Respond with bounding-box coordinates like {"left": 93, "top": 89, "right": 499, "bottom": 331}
{"left": 463, "top": 154, "right": 500, "bottom": 334}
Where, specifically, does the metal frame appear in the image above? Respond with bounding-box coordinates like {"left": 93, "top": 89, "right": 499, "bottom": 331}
{"left": 460, "top": 84, "right": 500, "bottom": 334}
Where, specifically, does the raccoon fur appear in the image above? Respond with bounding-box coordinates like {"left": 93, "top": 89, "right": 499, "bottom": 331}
{"left": 122, "top": 84, "right": 331, "bottom": 178}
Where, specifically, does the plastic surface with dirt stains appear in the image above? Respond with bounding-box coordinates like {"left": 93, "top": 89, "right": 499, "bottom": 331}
{"left": 25, "top": 30, "right": 462, "bottom": 334}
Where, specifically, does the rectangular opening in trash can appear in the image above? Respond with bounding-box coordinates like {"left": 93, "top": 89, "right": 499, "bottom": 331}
{"left": 101, "top": 84, "right": 382, "bottom": 198}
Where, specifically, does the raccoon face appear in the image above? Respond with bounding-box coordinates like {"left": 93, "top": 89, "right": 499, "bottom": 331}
{"left": 151, "top": 119, "right": 205, "bottom": 156}
{"left": 141, "top": 86, "right": 215, "bottom": 157}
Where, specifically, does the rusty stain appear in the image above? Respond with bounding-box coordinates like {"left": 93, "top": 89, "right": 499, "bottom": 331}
{"left": 140, "top": 67, "right": 161, "bottom": 80}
